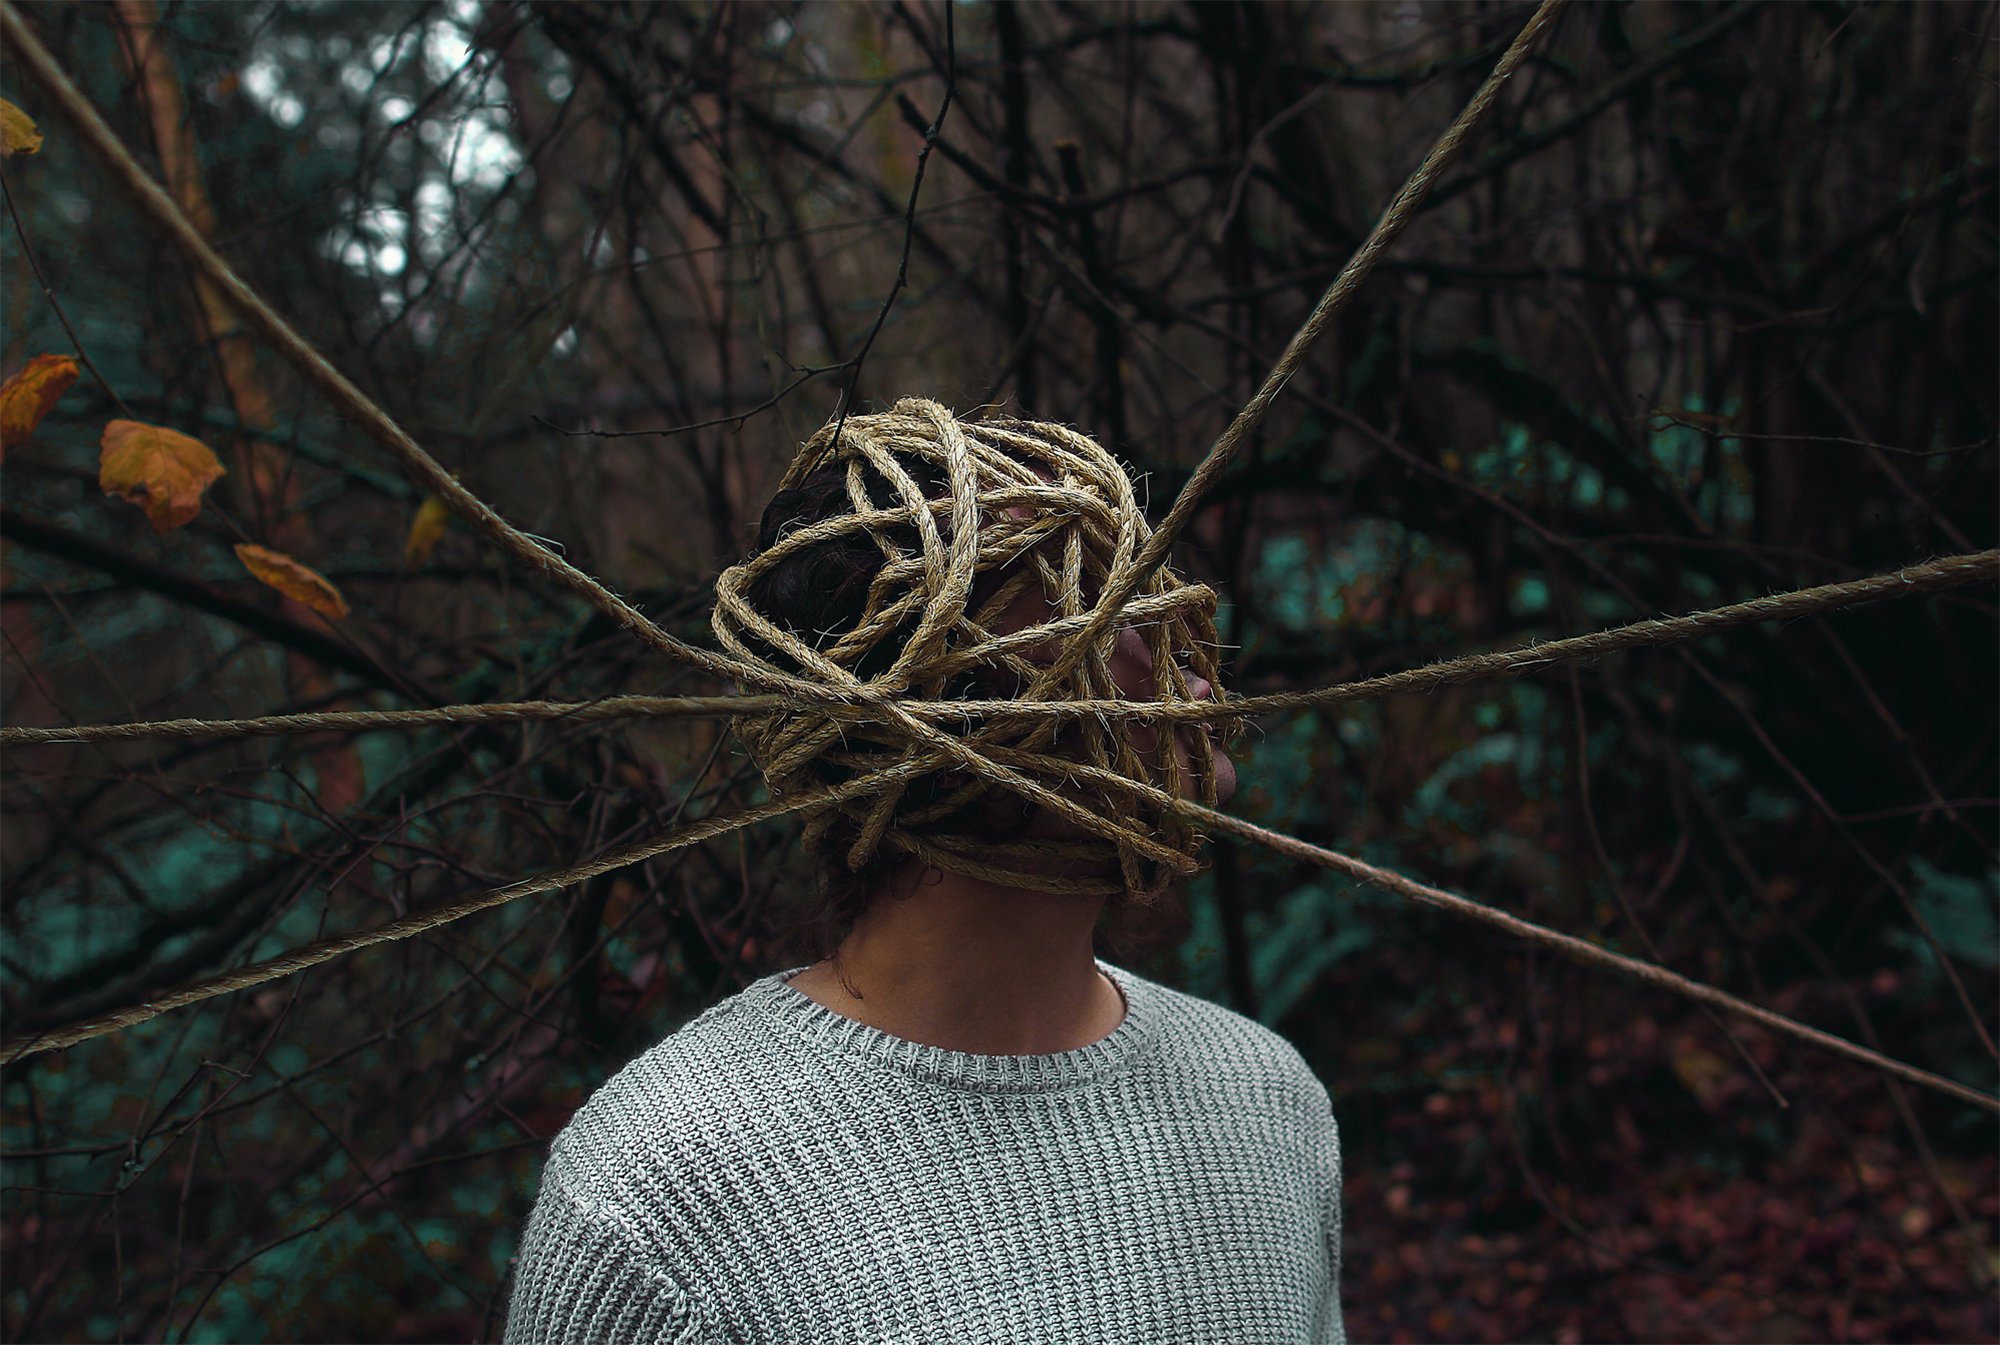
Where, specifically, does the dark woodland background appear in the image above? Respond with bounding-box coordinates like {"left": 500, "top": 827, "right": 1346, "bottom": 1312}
{"left": 2, "top": 1, "right": 1995, "bottom": 1341}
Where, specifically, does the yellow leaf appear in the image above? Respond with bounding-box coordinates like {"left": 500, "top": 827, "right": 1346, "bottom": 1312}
{"left": 234, "top": 543, "right": 349, "bottom": 620}
{"left": 404, "top": 494, "right": 450, "bottom": 566}
{"left": 99, "top": 419, "right": 226, "bottom": 531}
{"left": 0, "top": 354, "right": 79, "bottom": 457}
{"left": 0, "top": 99, "right": 42, "bottom": 157}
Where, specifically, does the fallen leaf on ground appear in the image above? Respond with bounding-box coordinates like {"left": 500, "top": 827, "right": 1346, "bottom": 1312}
{"left": 234, "top": 543, "right": 349, "bottom": 620}
{"left": 0, "top": 354, "right": 79, "bottom": 456}
{"left": 100, "top": 419, "right": 226, "bottom": 531}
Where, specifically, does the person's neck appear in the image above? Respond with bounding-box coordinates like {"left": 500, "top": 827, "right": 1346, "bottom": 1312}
{"left": 787, "top": 860, "right": 1127, "bottom": 1056}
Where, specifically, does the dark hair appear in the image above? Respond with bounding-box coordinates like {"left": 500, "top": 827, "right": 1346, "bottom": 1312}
{"left": 743, "top": 456, "right": 1033, "bottom": 967}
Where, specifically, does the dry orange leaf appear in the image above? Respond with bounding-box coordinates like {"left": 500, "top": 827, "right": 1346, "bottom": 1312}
{"left": 0, "top": 354, "right": 79, "bottom": 457}
{"left": 234, "top": 543, "right": 349, "bottom": 620}
{"left": 0, "top": 99, "right": 42, "bottom": 157}
{"left": 100, "top": 418, "right": 225, "bottom": 531}
{"left": 405, "top": 494, "right": 450, "bottom": 566}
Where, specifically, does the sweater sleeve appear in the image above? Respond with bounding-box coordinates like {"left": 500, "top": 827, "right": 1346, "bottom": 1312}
{"left": 1314, "top": 1103, "right": 1347, "bottom": 1345}
{"left": 503, "top": 1177, "right": 713, "bottom": 1345}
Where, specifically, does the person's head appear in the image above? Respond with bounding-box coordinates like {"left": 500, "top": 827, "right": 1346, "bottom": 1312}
{"left": 711, "top": 398, "right": 1235, "bottom": 962}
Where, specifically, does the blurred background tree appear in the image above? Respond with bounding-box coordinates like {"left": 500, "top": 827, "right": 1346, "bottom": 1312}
{"left": 1, "top": 1, "right": 1993, "bottom": 1340}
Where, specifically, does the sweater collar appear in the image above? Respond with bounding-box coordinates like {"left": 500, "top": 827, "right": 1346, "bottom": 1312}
{"left": 742, "top": 958, "right": 1159, "bottom": 1094}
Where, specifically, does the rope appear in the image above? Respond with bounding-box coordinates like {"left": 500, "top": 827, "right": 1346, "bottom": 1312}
{"left": 711, "top": 400, "right": 1227, "bottom": 896}
{"left": 1024, "top": 0, "right": 1569, "bottom": 698}
{"left": 1230, "top": 548, "right": 1998, "bottom": 716}
{"left": 8, "top": 720, "right": 1992, "bottom": 1119}
{"left": 1, "top": 695, "right": 791, "bottom": 745}
{"left": 3, "top": 0, "right": 1991, "bottom": 1124}
{"left": 10, "top": 548, "right": 1991, "bottom": 746}
{"left": 0, "top": 759, "right": 932, "bottom": 1063}
{"left": 1178, "top": 803, "right": 1998, "bottom": 1116}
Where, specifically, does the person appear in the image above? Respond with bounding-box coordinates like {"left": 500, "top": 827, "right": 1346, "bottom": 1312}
{"left": 503, "top": 400, "right": 1345, "bottom": 1344}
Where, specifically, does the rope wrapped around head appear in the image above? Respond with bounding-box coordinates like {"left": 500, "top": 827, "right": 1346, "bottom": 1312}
{"left": 711, "top": 398, "right": 1231, "bottom": 900}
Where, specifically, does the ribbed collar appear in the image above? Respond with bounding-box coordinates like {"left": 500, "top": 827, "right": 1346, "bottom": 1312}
{"left": 740, "top": 958, "right": 1159, "bottom": 1094}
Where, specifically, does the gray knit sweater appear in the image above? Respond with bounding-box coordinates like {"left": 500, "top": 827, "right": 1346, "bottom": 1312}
{"left": 504, "top": 959, "right": 1345, "bottom": 1344}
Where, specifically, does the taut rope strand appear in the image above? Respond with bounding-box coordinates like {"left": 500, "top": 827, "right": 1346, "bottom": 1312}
{"left": 1024, "top": 0, "right": 1568, "bottom": 698}
{"left": 9, "top": 729, "right": 1991, "bottom": 1118}
{"left": 10, "top": 548, "right": 1990, "bottom": 746}
{"left": 0, "top": 759, "right": 937, "bottom": 1063}
{"left": 1178, "top": 802, "right": 1998, "bottom": 1116}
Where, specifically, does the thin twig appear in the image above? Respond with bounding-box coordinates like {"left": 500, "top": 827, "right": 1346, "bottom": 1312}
{"left": 0, "top": 166, "right": 136, "bottom": 419}
{"left": 823, "top": 2, "right": 956, "bottom": 461}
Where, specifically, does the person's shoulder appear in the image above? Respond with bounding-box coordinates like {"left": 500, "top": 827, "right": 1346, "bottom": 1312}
{"left": 539, "top": 975, "right": 797, "bottom": 1201}
{"left": 1120, "top": 962, "right": 1335, "bottom": 1121}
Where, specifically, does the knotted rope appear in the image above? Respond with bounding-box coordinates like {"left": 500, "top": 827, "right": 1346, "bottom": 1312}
{"left": 711, "top": 398, "right": 1228, "bottom": 899}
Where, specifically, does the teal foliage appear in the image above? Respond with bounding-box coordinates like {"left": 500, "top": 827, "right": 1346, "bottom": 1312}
{"left": 1891, "top": 859, "right": 2000, "bottom": 974}
{"left": 1683, "top": 741, "right": 1744, "bottom": 792}
{"left": 9, "top": 725, "right": 441, "bottom": 991}
{"left": 1253, "top": 534, "right": 1343, "bottom": 630}
{"left": 1461, "top": 422, "right": 1615, "bottom": 512}
{"left": 1247, "top": 523, "right": 1469, "bottom": 636}
{"left": 1509, "top": 574, "right": 1550, "bottom": 618}
{"left": 1250, "top": 879, "right": 1391, "bottom": 1026}
{"left": 1649, "top": 395, "right": 1755, "bottom": 534}
{"left": 1451, "top": 409, "right": 1755, "bottom": 540}
{"left": 1178, "top": 705, "right": 1374, "bottom": 1019}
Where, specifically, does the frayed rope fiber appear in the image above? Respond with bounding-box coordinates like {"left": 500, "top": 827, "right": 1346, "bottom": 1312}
{"left": 711, "top": 398, "right": 1229, "bottom": 900}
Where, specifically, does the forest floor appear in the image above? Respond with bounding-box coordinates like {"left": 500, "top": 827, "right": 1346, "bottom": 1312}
{"left": 1302, "top": 961, "right": 1998, "bottom": 1344}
